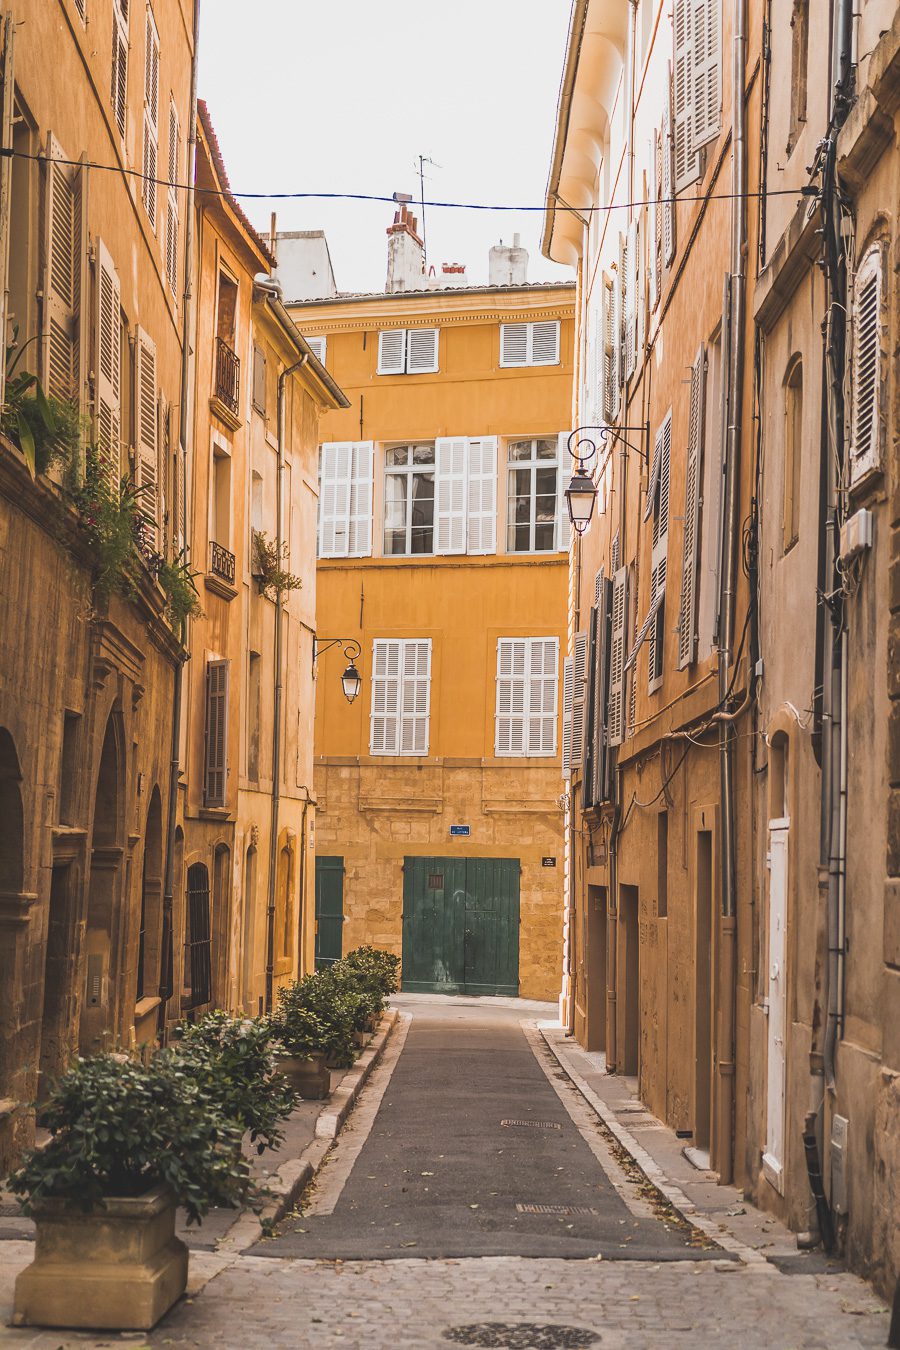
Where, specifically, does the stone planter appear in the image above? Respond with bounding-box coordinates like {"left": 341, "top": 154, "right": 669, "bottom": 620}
{"left": 13, "top": 1184, "right": 187, "bottom": 1331}
{"left": 277, "top": 1050, "right": 330, "bottom": 1100}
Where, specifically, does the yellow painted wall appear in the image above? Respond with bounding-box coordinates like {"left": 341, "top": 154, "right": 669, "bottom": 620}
{"left": 289, "top": 284, "right": 575, "bottom": 1000}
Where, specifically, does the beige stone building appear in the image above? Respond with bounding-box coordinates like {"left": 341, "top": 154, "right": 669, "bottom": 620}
{"left": 287, "top": 213, "right": 574, "bottom": 1001}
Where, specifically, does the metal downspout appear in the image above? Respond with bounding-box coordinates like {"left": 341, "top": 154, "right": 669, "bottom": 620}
{"left": 265, "top": 353, "right": 307, "bottom": 1013}
{"left": 0, "top": 14, "right": 15, "bottom": 413}
{"left": 159, "top": 0, "right": 200, "bottom": 1034}
{"left": 714, "top": 0, "right": 747, "bottom": 1185}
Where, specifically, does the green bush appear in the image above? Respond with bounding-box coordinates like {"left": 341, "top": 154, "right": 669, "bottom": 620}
{"left": 8, "top": 1054, "right": 249, "bottom": 1225}
{"left": 330, "top": 961, "right": 385, "bottom": 1029}
{"left": 2, "top": 335, "right": 82, "bottom": 477}
{"left": 270, "top": 987, "right": 331, "bottom": 1060}
{"left": 154, "top": 548, "right": 203, "bottom": 631}
{"left": 168, "top": 1012, "right": 296, "bottom": 1155}
{"left": 275, "top": 972, "right": 357, "bottom": 1067}
{"left": 342, "top": 945, "right": 401, "bottom": 997}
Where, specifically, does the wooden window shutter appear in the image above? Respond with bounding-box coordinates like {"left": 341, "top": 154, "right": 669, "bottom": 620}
{"left": 495, "top": 638, "right": 526, "bottom": 756}
{"left": 141, "top": 11, "right": 159, "bottom": 228}
{"left": 42, "top": 136, "right": 81, "bottom": 402}
{"left": 607, "top": 566, "right": 628, "bottom": 747}
{"left": 662, "top": 74, "right": 677, "bottom": 264}
{"left": 185, "top": 863, "right": 211, "bottom": 1008}
{"left": 317, "top": 442, "right": 352, "bottom": 557}
{"left": 370, "top": 640, "right": 401, "bottom": 755}
{"left": 435, "top": 437, "right": 468, "bottom": 555}
{"left": 692, "top": 0, "right": 722, "bottom": 150}
{"left": 348, "top": 441, "right": 374, "bottom": 556}
{"left": 583, "top": 606, "right": 599, "bottom": 807}
{"left": 592, "top": 574, "right": 613, "bottom": 803}
{"left": 305, "top": 335, "right": 326, "bottom": 365}
{"left": 111, "top": 2, "right": 129, "bottom": 139}
{"left": 653, "top": 128, "right": 664, "bottom": 304}
{"left": 625, "top": 220, "right": 638, "bottom": 380}
{"left": 635, "top": 214, "right": 646, "bottom": 372}
{"left": 135, "top": 326, "right": 159, "bottom": 548}
{"left": 204, "top": 659, "right": 229, "bottom": 808}
{"left": 166, "top": 99, "right": 179, "bottom": 294}
{"left": 673, "top": 0, "right": 699, "bottom": 190}
{"left": 562, "top": 656, "right": 574, "bottom": 779}
{"left": 406, "top": 327, "right": 439, "bottom": 373}
{"left": 500, "top": 322, "right": 528, "bottom": 367}
{"left": 466, "top": 437, "right": 498, "bottom": 555}
{"left": 527, "top": 637, "right": 559, "bottom": 756}
{"left": 652, "top": 412, "right": 672, "bottom": 551}
{"left": 571, "top": 631, "right": 588, "bottom": 773}
{"left": 616, "top": 233, "right": 627, "bottom": 393}
{"left": 678, "top": 347, "right": 706, "bottom": 668}
{"left": 252, "top": 343, "right": 266, "bottom": 413}
{"left": 399, "top": 639, "right": 431, "bottom": 756}
{"left": 377, "top": 328, "right": 406, "bottom": 375}
{"left": 602, "top": 276, "right": 618, "bottom": 423}
{"left": 95, "top": 238, "right": 122, "bottom": 486}
{"left": 531, "top": 321, "right": 560, "bottom": 366}
{"left": 850, "top": 245, "right": 883, "bottom": 483}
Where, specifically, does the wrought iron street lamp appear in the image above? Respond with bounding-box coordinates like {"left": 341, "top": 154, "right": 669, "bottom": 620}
{"left": 564, "top": 423, "right": 650, "bottom": 535}
{"left": 314, "top": 638, "right": 363, "bottom": 703}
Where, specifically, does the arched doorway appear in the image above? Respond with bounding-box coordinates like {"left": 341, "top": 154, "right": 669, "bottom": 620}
{"left": 79, "top": 712, "right": 124, "bottom": 1054}
{"left": 137, "top": 789, "right": 164, "bottom": 1002}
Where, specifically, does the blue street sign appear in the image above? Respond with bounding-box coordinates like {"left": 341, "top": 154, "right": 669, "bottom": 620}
{"left": 450, "top": 824, "right": 471, "bottom": 836}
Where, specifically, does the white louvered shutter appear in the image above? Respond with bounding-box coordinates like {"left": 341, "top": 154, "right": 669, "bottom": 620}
{"left": 500, "top": 322, "right": 528, "bottom": 367}
{"left": 556, "top": 431, "right": 571, "bottom": 552}
{"left": 318, "top": 442, "right": 352, "bottom": 557}
{"left": 305, "top": 336, "right": 326, "bottom": 365}
{"left": 592, "top": 287, "right": 605, "bottom": 423}
{"left": 495, "top": 638, "right": 526, "bottom": 756}
{"left": 407, "top": 327, "right": 439, "bottom": 373}
{"left": 399, "top": 640, "right": 431, "bottom": 755}
{"left": 603, "top": 276, "right": 618, "bottom": 422}
{"left": 377, "top": 329, "right": 406, "bottom": 374}
{"left": 592, "top": 575, "right": 612, "bottom": 801}
{"left": 135, "top": 327, "right": 159, "bottom": 549}
{"left": 678, "top": 347, "right": 706, "bottom": 668}
{"left": 370, "top": 640, "right": 401, "bottom": 755}
{"left": 528, "top": 637, "right": 559, "bottom": 756}
{"left": 165, "top": 100, "right": 179, "bottom": 294}
{"left": 466, "top": 437, "right": 497, "bottom": 554}
{"left": 692, "top": 0, "right": 722, "bottom": 150}
{"left": 616, "top": 233, "right": 627, "bottom": 393}
{"left": 571, "top": 632, "right": 588, "bottom": 773}
{"left": 625, "top": 220, "right": 638, "bottom": 380}
{"left": 562, "top": 656, "right": 574, "bottom": 779}
{"left": 204, "top": 659, "right": 229, "bottom": 808}
{"left": 95, "top": 239, "right": 122, "bottom": 487}
{"left": 348, "top": 441, "right": 374, "bottom": 556}
{"left": 648, "top": 414, "right": 671, "bottom": 688}
{"left": 635, "top": 213, "right": 646, "bottom": 368}
{"left": 663, "top": 78, "right": 676, "bottom": 264}
{"left": 653, "top": 128, "right": 663, "bottom": 305}
{"left": 673, "top": 0, "right": 699, "bottom": 190}
{"left": 531, "top": 321, "right": 560, "bottom": 366}
{"left": 850, "top": 246, "right": 882, "bottom": 483}
{"left": 652, "top": 413, "right": 672, "bottom": 553}
{"left": 607, "top": 567, "right": 628, "bottom": 746}
{"left": 435, "top": 437, "right": 468, "bottom": 555}
{"left": 43, "top": 137, "right": 81, "bottom": 402}
{"left": 142, "top": 11, "right": 159, "bottom": 228}
{"left": 111, "top": 1, "right": 129, "bottom": 139}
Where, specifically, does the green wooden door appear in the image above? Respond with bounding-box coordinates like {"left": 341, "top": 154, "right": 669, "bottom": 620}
{"left": 401, "top": 857, "right": 519, "bottom": 995}
{"left": 315, "top": 856, "right": 344, "bottom": 970}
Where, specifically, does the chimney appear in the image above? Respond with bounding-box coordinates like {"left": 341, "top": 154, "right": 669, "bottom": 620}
{"left": 386, "top": 191, "right": 425, "bottom": 293}
{"left": 489, "top": 232, "right": 528, "bottom": 286}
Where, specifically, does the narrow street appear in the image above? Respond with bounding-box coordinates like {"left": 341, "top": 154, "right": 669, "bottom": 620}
{"left": 2, "top": 998, "right": 888, "bottom": 1349}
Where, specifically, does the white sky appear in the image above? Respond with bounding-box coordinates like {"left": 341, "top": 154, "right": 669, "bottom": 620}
{"left": 198, "top": 0, "right": 577, "bottom": 295}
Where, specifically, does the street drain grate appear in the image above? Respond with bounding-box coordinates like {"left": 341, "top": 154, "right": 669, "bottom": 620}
{"left": 444, "top": 1323, "right": 599, "bottom": 1349}
{"left": 0, "top": 1204, "right": 25, "bottom": 1218}
{"left": 501, "top": 1119, "right": 562, "bottom": 1130}
{"left": 516, "top": 1203, "right": 598, "bottom": 1216}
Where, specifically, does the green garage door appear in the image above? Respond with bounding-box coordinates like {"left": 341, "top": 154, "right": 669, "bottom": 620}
{"left": 315, "top": 856, "right": 344, "bottom": 970}
{"left": 401, "top": 857, "right": 519, "bottom": 996}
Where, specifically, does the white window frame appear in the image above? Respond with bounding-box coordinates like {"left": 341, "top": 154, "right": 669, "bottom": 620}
{"left": 369, "top": 638, "right": 432, "bottom": 757}
{"left": 305, "top": 335, "right": 326, "bottom": 365}
{"left": 376, "top": 327, "right": 439, "bottom": 375}
{"left": 506, "top": 437, "right": 561, "bottom": 554}
{"left": 494, "top": 637, "right": 559, "bottom": 758}
{"left": 499, "top": 321, "right": 561, "bottom": 368}
{"left": 383, "top": 443, "right": 436, "bottom": 556}
{"left": 849, "top": 243, "right": 884, "bottom": 485}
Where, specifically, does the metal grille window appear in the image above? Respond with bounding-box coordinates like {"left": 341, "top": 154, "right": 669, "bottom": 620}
{"left": 506, "top": 438, "right": 558, "bottom": 553}
{"left": 204, "top": 659, "right": 229, "bottom": 808}
{"left": 370, "top": 639, "right": 432, "bottom": 756}
{"left": 384, "top": 444, "right": 436, "bottom": 555}
{"left": 184, "top": 862, "right": 211, "bottom": 1009}
{"left": 495, "top": 637, "right": 559, "bottom": 757}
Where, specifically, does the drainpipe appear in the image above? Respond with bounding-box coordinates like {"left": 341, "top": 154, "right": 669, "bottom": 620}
{"left": 159, "top": 0, "right": 200, "bottom": 1035}
{"left": 0, "top": 14, "right": 15, "bottom": 413}
{"left": 296, "top": 795, "right": 310, "bottom": 976}
{"left": 714, "top": 0, "right": 747, "bottom": 1186}
{"left": 264, "top": 352, "right": 307, "bottom": 1013}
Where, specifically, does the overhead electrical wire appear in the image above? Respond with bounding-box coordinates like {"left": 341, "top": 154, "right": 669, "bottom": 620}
{"left": 0, "top": 147, "right": 811, "bottom": 215}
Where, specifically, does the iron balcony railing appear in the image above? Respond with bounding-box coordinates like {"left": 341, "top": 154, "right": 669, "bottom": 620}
{"left": 214, "top": 336, "right": 240, "bottom": 416}
{"left": 209, "top": 539, "right": 236, "bottom": 585}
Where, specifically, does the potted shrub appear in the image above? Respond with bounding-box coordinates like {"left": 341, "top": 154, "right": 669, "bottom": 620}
{"left": 9, "top": 1054, "right": 249, "bottom": 1331}
{"left": 168, "top": 1011, "right": 297, "bottom": 1153}
{"left": 342, "top": 945, "right": 401, "bottom": 999}
{"left": 270, "top": 986, "right": 332, "bottom": 1098}
{"left": 274, "top": 971, "right": 358, "bottom": 1071}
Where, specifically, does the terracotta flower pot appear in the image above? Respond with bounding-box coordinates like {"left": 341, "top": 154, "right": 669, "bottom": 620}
{"left": 277, "top": 1049, "right": 330, "bottom": 1100}
{"left": 13, "top": 1184, "right": 187, "bottom": 1331}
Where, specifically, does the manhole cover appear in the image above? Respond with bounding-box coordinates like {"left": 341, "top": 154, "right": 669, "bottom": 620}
{"left": 444, "top": 1324, "right": 599, "bottom": 1349}
{"left": 516, "top": 1203, "right": 598, "bottom": 1216}
{"left": 501, "top": 1119, "right": 562, "bottom": 1130}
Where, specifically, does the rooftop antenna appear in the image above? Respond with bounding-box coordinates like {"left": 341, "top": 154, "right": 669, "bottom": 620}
{"left": 417, "top": 154, "right": 441, "bottom": 272}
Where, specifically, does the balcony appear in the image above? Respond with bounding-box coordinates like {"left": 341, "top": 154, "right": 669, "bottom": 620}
{"left": 211, "top": 337, "right": 241, "bottom": 429}
{"left": 206, "top": 539, "right": 237, "bottom": 600}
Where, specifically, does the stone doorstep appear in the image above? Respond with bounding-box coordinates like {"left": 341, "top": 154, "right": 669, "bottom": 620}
{"left": 239, "top": 1008, "right": 401, "bottom": 1237}
{"left": 536, "top": 1023, "right": 800, "bottom": 1271}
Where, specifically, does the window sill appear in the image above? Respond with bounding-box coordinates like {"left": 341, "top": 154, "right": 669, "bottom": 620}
{"left": 204, "top": 572, "right": 238, "bottom": 601}
{"left": 209, "top": 395, "right": 241, "bottom": 433}
{"left": 134, "top": 996, "right": 161, "bottom": 1022}
{"left": 199, "top": 806, "right": 232, "bottom": 820}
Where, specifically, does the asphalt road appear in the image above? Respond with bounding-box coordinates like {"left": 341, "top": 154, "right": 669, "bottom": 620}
{"left": 254, "top": 1000, "right": 717, "bottom": 1261}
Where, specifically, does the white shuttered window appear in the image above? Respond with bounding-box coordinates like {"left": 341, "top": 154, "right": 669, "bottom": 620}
{"left": 95, "top": 238, "right": 122, "bottom": 486}
{"left": 376, "top": 327, "right": 439, "bottom": 375}
{"left": 692, "top": 0, "right": 722, "bottom": 150}
{"left": 165, "top": 99, "right": 179, "bottom": 294}
{"left": 135, "top": 326, "right": 159, "bottom": 548}
{"left": 43, "top": 137, "right": 82, "bottom": 403}
{"left": 495, "top": 637, "right": 559, "bottom": 758}
{"left": 111, "top": 0, "right": 129, "bottom": 139}
{"left": 849, "top": 244, "right": 883, "bottom": 483}
{"left": 500, "top": 321, "right": 560, "bottom": 368}
{"left": 142, "top": 9, "right": 160, "bottom": 228}
{"left": 370, "top": 639, "right": 432, "bottom": 756}
{"left": 318, "top": 441, "right": 374, "bottom": 557}
{"left": 678, "top": 347, "right": 706, "bottom": 667}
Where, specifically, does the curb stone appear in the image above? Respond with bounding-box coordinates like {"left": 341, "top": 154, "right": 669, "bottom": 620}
{"left": 238, "top": 1008, "right": 401, "bottom": 1239}
{"left": 535, "top": 1022, "right": 771, "bottom": 1270}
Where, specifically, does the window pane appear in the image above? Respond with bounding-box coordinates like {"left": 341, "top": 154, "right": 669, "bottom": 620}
{"left": 509, "top": 522, "right": 532, "bottom": 552}
{"left": 535, "top": 439, "right": 558, "bottom": 460}
{"left": 412, "top": 443, "right": 435, "bottom": 465}
{"left": 386, "top": 446, "right": 410, "bottom": 467}
{"left": 535, "top": 467, "right": 557, "bottom": 498}
{"left": 508, "top": 441, "right": 533, "bottom": 462}
{"left": 384, "top": 473, "right": 408, "bottom": 554}
{"left": 410, "top": 471, "right": 434, "bottom": 553}
{"left": 534, "top": 521, "right": 555, "bottom": 551}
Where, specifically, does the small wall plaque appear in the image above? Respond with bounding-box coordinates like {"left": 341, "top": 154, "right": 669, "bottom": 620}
{"left": 542, "top": 856, "right": 557, "bottom": 867}
{"left": 450, "top": 824, "right": 470, "bottom": 836}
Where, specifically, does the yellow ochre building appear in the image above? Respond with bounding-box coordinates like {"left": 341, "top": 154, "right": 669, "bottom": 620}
{"left": 284, "top": 203, "right": 575, "bottom": 1001}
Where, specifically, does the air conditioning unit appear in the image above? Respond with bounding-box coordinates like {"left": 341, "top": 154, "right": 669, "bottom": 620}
{"left": 839, "top": 508, "right": 873, "bottom": 565}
